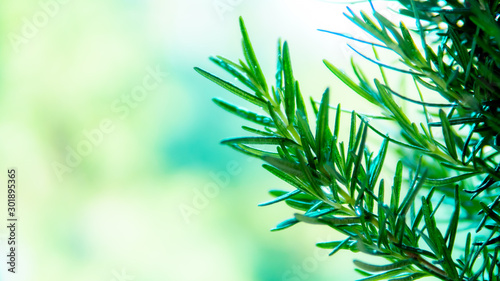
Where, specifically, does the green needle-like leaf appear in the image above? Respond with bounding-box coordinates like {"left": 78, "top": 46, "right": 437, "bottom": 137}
{"left": 296, "top": 116, "right": 317, "bottom": 169}
{"left": 368, "top": 137, "right": 388, "bottom": 189}
{"left": 239, "top": 17, "right": 268, "bottom": 94}
{"left": 296, "top": 110, "right": 317, "bottom": 152}
{"left": 271, "top": 217, "right": 299, "bottom": 231}
{"left": 318, "top": 237, "right": 352, "bottom": 256}
{"left": 333, "top": 103, "right": 342, "bottom": 140}
{"left": 275, "top": 39, "right": 283, "bottom": 103}
{"left": 353, "top": 259, "right": 414, "bottom": 273}
{"left": 194, "top": 67, "right": 266, "bottom": 107}
{"left": 480, "top": 202, "right": 500, "bottom": 225}
{"left": 421, "top": 197, "right": 459, "bottom": 279}
{"left": 221, "top": 136, "right": 298, "bottom": 147}
{"left": 227, "top": 143, "right": 280, "bottom": 159}
{"left": 210, "top": 56, "right": 258, "bottom": 92}
{"left": 267, "top": 102, "right": 292, "bottom": 139}
{"left": 282, "top": 41, "right": 296, "bottom": 124}
{"left": 286, "top": 199, "right": 317, "bottom": 211}
{"left": 295, "top": 81, "right": 307, "bottom": 119}
{"left": 445, "top": 185, "right": 460, "bottom": 251}
{"left": 356, "top": 268, "right": 414, "bottom": 281}
{"left": 350, "top": 122, "right": 368, "bottom": 197}
{"left": 388, "top": 273, "right": 428, "bottom": 281}
{"left": 262, "top": 164, "right": 310, "bottom": 192}
{"left": 316, "top": 88, "right": 332, "bottom": 164}
{"left": 391, "top": 161, "right": 402, "bottom": 214}
{"left": 259, "top": 189, "right": 301, "bottom": 206}
{"left": 439, "top": 109, "right": 458, "bottom": 161}
{"left": 323, "top": 60, "right": 378, "bottom": 105}
{"left": 241, "top": 126, "right": 275, "bottom": 137}
{"left": 213, "top": 98, "right": 274, "bottom": 127}
{"left": 423, "top": 172, "right": 480, "bottom": 186}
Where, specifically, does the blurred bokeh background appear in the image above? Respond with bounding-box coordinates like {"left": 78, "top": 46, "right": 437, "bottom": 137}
{"left": 0, "top": 0, "right": 409, "bottom": 280}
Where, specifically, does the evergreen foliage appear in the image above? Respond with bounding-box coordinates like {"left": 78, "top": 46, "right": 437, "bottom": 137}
{"left": 195, "top": 1, "right": 500, "bottom": 279}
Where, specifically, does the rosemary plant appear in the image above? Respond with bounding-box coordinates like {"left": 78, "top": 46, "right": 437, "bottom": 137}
{"left": 194, "top": 0, "right": 500, "bottom": 280}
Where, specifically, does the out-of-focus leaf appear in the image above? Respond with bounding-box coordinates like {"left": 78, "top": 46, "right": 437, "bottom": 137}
{"left": 271, "top": 217, "right": 299, "bottom": 231}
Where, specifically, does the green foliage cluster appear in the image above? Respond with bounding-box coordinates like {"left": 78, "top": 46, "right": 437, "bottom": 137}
{"left": 195, "top": 0, "right": 500, "bottom": 280}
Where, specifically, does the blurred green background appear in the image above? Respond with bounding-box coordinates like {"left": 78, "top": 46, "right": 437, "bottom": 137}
{"left": 0, "top": 0, "right": 404, "bottom": 280}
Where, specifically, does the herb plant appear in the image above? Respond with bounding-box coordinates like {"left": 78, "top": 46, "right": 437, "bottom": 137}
{"left": 194, "top": 0, "right": 500, "bottom": 280}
